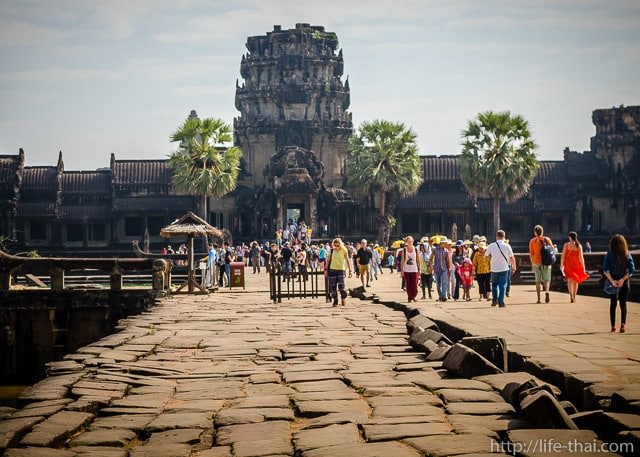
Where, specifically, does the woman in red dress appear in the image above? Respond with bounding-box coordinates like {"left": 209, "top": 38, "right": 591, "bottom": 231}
{"left": 560, "top": 231, "right": 589, "bottom": 303}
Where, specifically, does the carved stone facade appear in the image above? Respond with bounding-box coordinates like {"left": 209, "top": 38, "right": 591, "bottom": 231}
{"left": 214, "top": 23, "right": 354, "bottom": 236}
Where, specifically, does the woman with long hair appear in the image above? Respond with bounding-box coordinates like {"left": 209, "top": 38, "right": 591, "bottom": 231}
{"left": 400, "top": 236, "right": 420, "bottom": 302}
{"left": 324, "top": 238, "right": 353, "bottom": 307}
{"left": 603, "top": 234, "right": 635, "bottom": 333}
{"left": 560, "top": 231, "right": 589, "bottom": 303}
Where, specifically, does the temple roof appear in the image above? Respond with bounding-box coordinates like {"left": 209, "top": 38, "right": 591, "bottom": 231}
{"left": 62, "top": 170, "right": 111, "bottom": 194}
{"left": 16, "top": 201, "right": 57, "bottom": 217}
{"left": 532, "top": 161, "right": 569, "bottom": 185}
{"left": 112, "top": 159, "right": 173, "bottom": 186}
{"left": 421, "top": 156, "right": 460, "bottom": 181}
{"left": 22, "top": 166, "right": 58, "bottom": 192}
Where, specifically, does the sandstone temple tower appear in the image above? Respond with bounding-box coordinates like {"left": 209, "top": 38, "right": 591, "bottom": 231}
{"left": 230, "top": 23, "right": 354, "bottom": 236}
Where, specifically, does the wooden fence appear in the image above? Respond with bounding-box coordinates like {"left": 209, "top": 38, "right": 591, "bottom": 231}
{"left": 269, "top": 267, "right": 331, "bottom": 303}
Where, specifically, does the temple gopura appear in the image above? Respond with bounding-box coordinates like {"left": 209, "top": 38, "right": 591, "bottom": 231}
{"left": 0, "top": 24, "right": 638, "bottom": 254}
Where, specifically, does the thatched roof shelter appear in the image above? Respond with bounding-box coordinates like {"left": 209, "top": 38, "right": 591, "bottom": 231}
{"left": 160, "top": 211, "right": 222, "bottom": 239}
{"left": 160, "top": 211, "right": 221, "bottom": 293}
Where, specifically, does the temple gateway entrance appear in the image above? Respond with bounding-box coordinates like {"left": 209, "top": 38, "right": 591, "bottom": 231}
{"left": 286, "top": 203, "right": 305, "bottom": 224}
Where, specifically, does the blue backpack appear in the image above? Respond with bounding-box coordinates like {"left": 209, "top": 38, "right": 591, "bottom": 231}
{"left": 539, "top": 238, "right": 556, "bottom": 266}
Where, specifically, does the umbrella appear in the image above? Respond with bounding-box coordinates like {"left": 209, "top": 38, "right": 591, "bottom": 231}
{"left": 160, "top": 211, "right": 223, "bottom": 294}
{"left": 390, "top": 239, "right": 404, "bottom": 249}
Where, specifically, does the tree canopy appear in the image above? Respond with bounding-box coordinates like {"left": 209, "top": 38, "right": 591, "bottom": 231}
{"left": 459, "top": 110, "right": 539, "bottom": 233}
{"left": 346, "top": 119, "right": 422, "bottom": 243}
{"left": 168, "top": 116, "right": 242, "bottom": 219}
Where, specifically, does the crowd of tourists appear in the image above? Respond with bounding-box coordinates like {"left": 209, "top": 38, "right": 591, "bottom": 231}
{"left": 188, "top": 223, "right": 633, "bottom": 331}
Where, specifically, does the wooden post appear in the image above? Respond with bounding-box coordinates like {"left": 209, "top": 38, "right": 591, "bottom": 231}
{"left": 188, "top": 235, "right": 195, "bottom": 293}
{"left": 51, "top": 267, "right": 64, "bottom": 291}
{"left": 110, "top": 264, "right": 123, "bottom": 290}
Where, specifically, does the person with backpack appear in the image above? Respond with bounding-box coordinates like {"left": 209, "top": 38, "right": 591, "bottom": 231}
{"left": 486, "top": 230, "right": 517, "bottom": 307}
{"left": 529, "top": 224, "right": 555, "bottom": 304}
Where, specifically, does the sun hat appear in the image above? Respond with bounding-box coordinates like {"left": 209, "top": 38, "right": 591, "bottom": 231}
{"left": 478, "top": 241, "right": 487, "bottom": 249}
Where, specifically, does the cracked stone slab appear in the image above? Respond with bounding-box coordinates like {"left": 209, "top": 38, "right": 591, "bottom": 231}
{"left": 302, "top": 441, "right": 422, "bottom": 457}
{"left": 146, "top": 428, "right": 209, "bottom": 444}
{"left": 282, "top": 370, "right": 342, "bottom": 384}
{"left": 90, "top": 413, "right": 156, "bottom": 431}
{"left": 68, "top": 427, "right": 136, "bottom": 447}
{"left": 445, "top": 402, "right": 516, "bottom": 415}
{"left": 232, "top": 437, "right": 294, "bottom": 457}
{"left": 364, "top": 415, "right": 447, "bottom": 425}
{"left": 232, "top": 395, "right": 291, "bottom": 408}
{"left": 299, "top": 411, "right": 369, "bottom": 430}
{"left": 109, "top": 393, "right": 170, "bottom": 410}
{"left": 216, "top": 420, "right": 291, "bottom": 446}
{"left": 0, "top": 416, "right": 45, "bottom": 450}
{"left": 404, "top": 433, "right": 498, "bottom": 456}
{"left": 293, "top": 423, "right": 360, "bottom": 452}
{"left": 215, "top": 408, "right": 295, "bottom": 425}
{"left": 193, "top": 446, "right": 233, "bottom": 457}
{"left": 371, "top": 404, "right": 444, "bottom": 418}
{"left": 4, "top": 447, "right": 76, "bottom": 457}
{"left": 367, "top": 394, "right": 443, "bottom": 408}
{"left": 145, "top": 412, "right": 213, "bottom": 431}
{"left": 448, "top": 414, "right": 531, "bottom": 434}
{"left": 290, "top": 380, "right": 351, "bottom": 393}
{"left": 295, "top": 399, "right": 370, "bottom": 417}
{"left": 293, "top": 391, "right": 360, "bottom": 401}
{"left": 20, "top": 410, "right": 94, "bottom": 447}
{"left": 363, "top": 421, "right": 452, "bottom": 441}
{"left": 128, "top": 443, "right": 193, "bottom": 457}
{"left": 69, "top": 446, "right": 129, "bottom": 457}
{"left": 437, "top": 389, "right": 505, "bottom": 403}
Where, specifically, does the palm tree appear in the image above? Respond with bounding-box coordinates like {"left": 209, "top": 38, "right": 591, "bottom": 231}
{"left": 459, "top": 110, "right": 539, "bottom": 233}
{"left": 346, "top": 120, "right": 422, "bottom": 245}
{"left": 168, "top": 116, "right": 242, "bottom": 221}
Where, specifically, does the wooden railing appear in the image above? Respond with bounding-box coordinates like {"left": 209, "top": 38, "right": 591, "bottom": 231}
{"left": 269, "top": 267, "right": 330, "bottom": 303}
{"left": 0, "top": 250, "right": 172, "bottom": 293}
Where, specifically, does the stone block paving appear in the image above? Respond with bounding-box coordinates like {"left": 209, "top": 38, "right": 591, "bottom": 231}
{"left": 1, "top": 271, "right": 638, "bottom": 456}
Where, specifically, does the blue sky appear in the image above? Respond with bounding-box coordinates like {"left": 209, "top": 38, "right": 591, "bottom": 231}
{"left": 1, "top": 0, "right": 638, "bottom": 170}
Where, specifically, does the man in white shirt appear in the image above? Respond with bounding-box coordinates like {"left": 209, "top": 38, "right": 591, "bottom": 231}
{"left": 485, "top": 230, "right": 517, "bottom": 307}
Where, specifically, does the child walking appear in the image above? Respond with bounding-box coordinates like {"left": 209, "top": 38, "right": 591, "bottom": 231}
{"left": 459, "top": 258, "right": 474, "bottom": 301}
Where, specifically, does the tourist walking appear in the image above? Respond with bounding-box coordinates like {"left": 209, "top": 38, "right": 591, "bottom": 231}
{"left": 250, "top": 241, "right": 261, "bottom": 274}
{"left": 459, "top": 257, "right": 474, "bottom": 301}
{"left": 419, "top": 241, "right": 434, "bottom": 299}
{"left": 222, "top": 242, "right": 234, "bottom": 287}
{"left": 472, "top": 241, "right": 491, "bottom": 300}
{"left": 431, "top": 236, "right": 450, "bottom": 302}
{"left": 400, "top": 236, "right": 419, "bottom": 302}
{"left": 446, "top": 239, "right": 456, "bottom": 300}
{"left": 324, "top": 238, "right": 353, "bottom": 307}
{"left": 485, "top": 230, "right": 517, "bottom": 308}
{"left": 355, "top": 239, "right": 372, "bottom": 288}
{"left": 452, "top": 241, "right": 465, "bottom": 300}
{"left": 603, "top": 234, "right": 635, "bottom": 333}
{"left": 370, "top": 245, "right": 381, "bottom": 282}
{"left": 529, "top": 225, "right": 554, "bottom": 303}
{"left": 205, "top": 243, "right": 218, "bottom": 287}
{"left": 560, "top": 231, "right": 589, "bottom": 303}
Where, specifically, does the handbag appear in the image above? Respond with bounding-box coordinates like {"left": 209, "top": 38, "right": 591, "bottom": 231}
{"left": 603, "top": 279, "right": 619, "bottom": 295}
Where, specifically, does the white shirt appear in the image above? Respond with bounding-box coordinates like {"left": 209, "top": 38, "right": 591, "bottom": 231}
{"left": 485, "top": 240, "right": 513, "bottom": 272}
